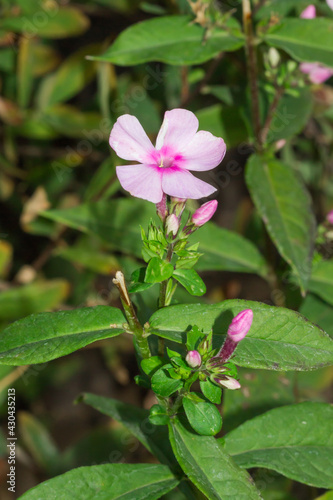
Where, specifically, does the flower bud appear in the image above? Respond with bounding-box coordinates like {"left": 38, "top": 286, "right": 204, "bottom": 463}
{"left": 191, "top": 200, "right": 218, "bottom": 227}
{"left": 185, "top": 350, "right": 202, "bottom": 368}
{"left": 227, "top": 309, "right": 253, "bottom": 342}
{"left": 156, "top": 193, "right": 167, "bottom": 222}
{"left": 326, "top": 210, "right": 333, "bottom": 225}
{"left": 217, "top": 309, "right": 253, "bottom": 363}
{"left": 300, "top": 5, "right": 316, "bottom": 19}
{"left": 267, "top": 48, "right": 280, "bottom": 68}
{"left": 165, "top": 214, "right": 179, "bottom": 236}
{"left": 212, "top": 375, "right": 241, "bottom": 390}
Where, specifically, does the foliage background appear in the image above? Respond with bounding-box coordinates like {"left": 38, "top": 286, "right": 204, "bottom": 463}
{"left": 0, "top": 0, "right": 333, "bottom": 498}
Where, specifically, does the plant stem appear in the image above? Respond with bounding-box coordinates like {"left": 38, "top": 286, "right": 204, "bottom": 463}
{"left": 260, "top": 86, "right": 284, "bottom": 147}
{"left": 242, "top": 0, "right": 261, "bottom": 146}
{"left": 158, "top": 243, "right": 174, "bottom": 356}
{"left": 113, "top": 271, "right": 151, "bottom": 359}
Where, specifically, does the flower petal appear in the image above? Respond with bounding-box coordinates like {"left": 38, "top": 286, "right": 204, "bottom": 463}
{"left": 116, "top": 164, "right": 163, "bottom": 203}
{"left": 110, "top": 115, "right": 154, "bottom": 162}
{"left": 300, "top": 5, "right": 316, "bottom": 18}
{"left": 327, "top": 0, "right": 333, "bottom": 11}
{"left": 156, "top": 109, "right": 198, "bottom": 151}
{"left": 162, "top": 167, "right": 216, "bottom": 199}
{"left": 300, "top": 62, "right": 333, "bottom": 84}
{"left": 181, "top": 131, "right": 226, "bottom": 171}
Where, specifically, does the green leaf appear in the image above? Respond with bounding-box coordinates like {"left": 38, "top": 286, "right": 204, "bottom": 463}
{"left": 245, "top": 155, "right": 315, "bottom": 292}
{"left": 37, "top": 45, "right": 97, "bottom": 109}
{"left": 200, "top": 380, "right": 222, "bottom": 404}
{"left": 309, "top": 259, "right": 333, "bottom": 307}
{"left": 263, "top": 18, "right": 333, "bottom": 67}
{"left": 0, "top": 7, "right": 90, "bottom": 39}
{"left": 169, "top": 417, "right": 262, "bottom": 499}
{"left": 0, "top": 279, "right": 69, "bottom": 322}
{"left": 149, "top": 300, "right": 333, "bottom": 371}
{"left": 196, "top": 104, "right": 248, "bottom": 148}
{"left": 145, "top": 257, "right": 174, "bottom": 283}
{"left": 149, "top": 404, "right": 170, "bottom": 426}
{"left": 41, "top": 198, "right": 157, "bottom": 259}
{"left": 91, "top": 16, "right": 244, "bottom": 66}
{"left": 19, "top": 463, "right": 178, "bottom": 500}
{"left": 224, "top": 402, "right": 333, "bottom": 488}
{"left": 173, "top": 269, "right": 206, "bottom": 296}
{"left": 193, "top": 222, "right": 269, "bottom": 278}
{"left": 0, "top": 306, "right": 125, "bottom": 365}
{"left": 18, "top": 412, "right": 60, "bottom": 476}
{"left": 183, "top": 394, "right": 222, "bottom": 436}
{"left": 151, "top": 365, "right": 183, "bottom": 397}
{"left": 300, "top": 293, "right": 333, "bottom": 338}
{"left": 266, "top": 89, "right": 313, "bottom": 144}
{"left": 256, "top": 0, "right": 308, "bottom": 20}
{"left": 141, "top": 356, "right": 165, "bottom": 376}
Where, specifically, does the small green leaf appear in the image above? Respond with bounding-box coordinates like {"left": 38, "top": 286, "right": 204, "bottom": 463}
{"left": 19, "top": 463, "right": 178, "bottom": 500}
{"left": 183, "top": 394, "right": 222, "bottom": 436}
{"left": 151, "top": 365, "right": 183, "bottom": 397}
{"left": 145, "top": 257, "right": 174, "bottom": 283}
{"left": 141, "top": 356, "right": 165, "bottom": 377}
{"left": 173, "top": 268, "right": 206, "bottom": 296}
{"left": 309, "top": 259, "right": 333, "bottom": 307}
{"left": 200, "top": 380, "right": 222, "bottom": 404}
{"left": 186, "top": 325, "right": 204, "bottom": 351}
{"left": 149, "top": 405, "right": 170, "bottom": 426}
{"left": 224, "top": 402, "right": 333, "bottom": 488}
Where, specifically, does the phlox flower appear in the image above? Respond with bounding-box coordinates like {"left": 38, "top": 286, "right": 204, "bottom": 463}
{"left": 109, "top": 109, "right": 226, "bottom": 203}
{"left": 300, "top": 4, "right": 333, "bottom": 84}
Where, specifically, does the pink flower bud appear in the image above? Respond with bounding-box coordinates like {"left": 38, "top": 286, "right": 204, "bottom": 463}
{"left": 212, "top": 375, "right": 241, "bottom": 390}
{"left": 327, "top": 210, "right": 333, "bottom": 225}
{"left": 186, "top": 350, "right": 202, "bottom": 368}
{"left": 300, "top": 5, "right": 316, "bottom": 18}
{"left": 156, "top": 193, "right": 167, "bottom": 222}
{"left": 165, "top": 214, "right": 179, "bottom": 236}
{"left": 191, "top": 200, "right": 218, "bottom": 227}
{"left": 228, "top": 309, "right": 253, "bottom": 342}
{"left": 216, "top": 309, "right": 253, "bottom": 363}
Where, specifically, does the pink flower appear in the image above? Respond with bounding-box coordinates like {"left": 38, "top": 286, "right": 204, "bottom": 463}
{"left": 109, "top": 109, "right": 226, "bottom": 203}
{"left": 300, "top": 5, "right": 316, "bottom": 18}
{"left": 165, "top": 213, "right": 179, "bottom": 236}
{"left": 192, "top": 200, "right": 218, "bottom": 227}
{"left": 212, "top": 375, "right": 241, "bottom": 390}
{"left": 299, "top": 5, "right": 333, "bottom": 84}
{"left": 186, "top": 350, "right": 202, "bottom": 368}
{"left": 227, "top": 309, "right": 253, "bottom": 342}
{"left": 300, "top": 63, "right": 333, "bottom": 84}
{"left": 327, "top": 210, "right": 333, "bottom": 224}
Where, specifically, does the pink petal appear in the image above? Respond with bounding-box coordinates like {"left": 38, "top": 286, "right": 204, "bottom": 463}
{"left": 300, "top": 5, "right": 316, "bottom": 18}
{"left": 182, "top": 131, "right": 226, "bottom": 171}
{"left": 116, "top": 164, "right": 163, "bottom": 203}
{"left": 110, "top": 115, "right": 154, "bottom": 163}
{"left": 155, "top": 109, "right": 198, "bottom": 151}
{"left": 162, "top": 167, "right": 216, "bottom": 199}
{"left": 327, "top": 0, "right": 333, "bottom": 11}
{"left": 300, "top": 62, "right": 333, "bottom": 84}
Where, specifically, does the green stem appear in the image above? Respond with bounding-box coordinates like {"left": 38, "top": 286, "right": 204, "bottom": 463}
{"left": 242, "top": 0, "right": 261, "bottom": 147}
{"left": 113, "top": 271, "right": 151, "bottom": 359}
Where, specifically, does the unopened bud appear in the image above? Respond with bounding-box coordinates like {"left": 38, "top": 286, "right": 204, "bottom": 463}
{"left": 267, "top": 48, "right": 280, "bottom": 68}
{"left": 165, "top": 214, "right": 179, "bottom": 236}
{"left": 156, "top": 193, "right": 167, "bottom": 222}
{"left": 217, "top": 309, "right": 253, "bottom": 363}
{"left": 300, "top": 5, "right": 316, "bottom": 18}
{"left": 191, "top": 200, "right": 218, "bottom": 227}
{"left": 212, "top": 375, "right": 241, "bottom": 390}
{"left": 185, "top": 350, "right": 202, "bottom": 368}
{"left": 326, "top": 210, "right": 333, "bottom": 225}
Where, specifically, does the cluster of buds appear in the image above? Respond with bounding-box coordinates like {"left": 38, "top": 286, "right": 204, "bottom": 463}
{"left": 184, "top": 309, "right": 253, "bottom": 390}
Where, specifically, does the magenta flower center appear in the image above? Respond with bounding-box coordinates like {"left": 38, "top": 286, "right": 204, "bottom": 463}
{"left": 150, "top": 146, "right": 184, "bottom": 169}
